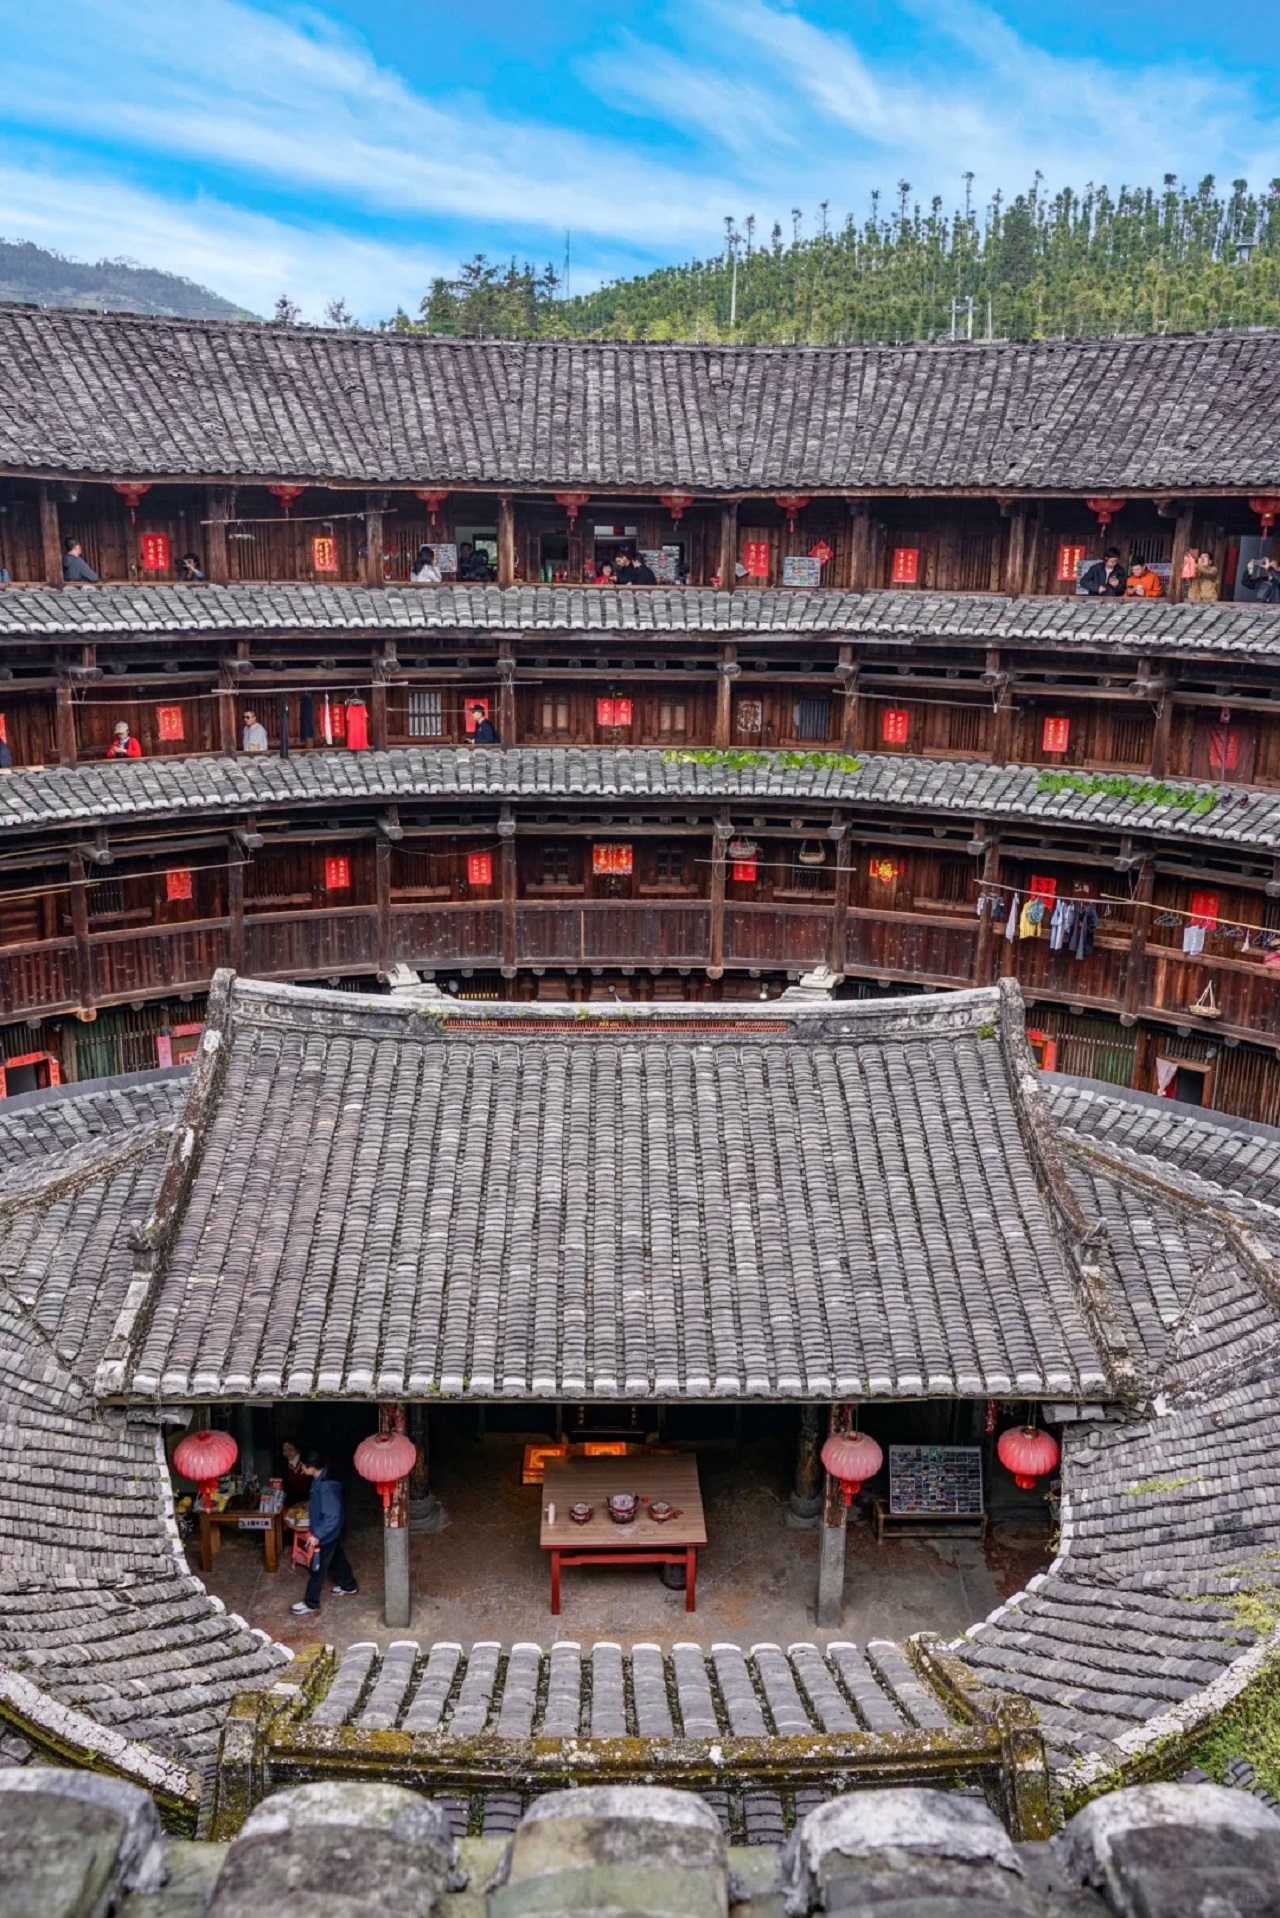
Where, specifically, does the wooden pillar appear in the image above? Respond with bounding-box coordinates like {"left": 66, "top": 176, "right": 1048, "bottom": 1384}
{"left": 37, "top": 484, "right": 62, "bottom": 585}
{"left": 828, "top": 816, "right": 851, "bottom": 975}
{"left": 974, "top": 837, "right": 1001, "bottom": 986}
{"left": 1121, "top": 859, "right": 1155, "bottom": 1026}
{"left": 205, "top": 487, "right": 233, "bottom": 584}
{"left": 1150, "top": 666, "right": 1176, "bottom": 779}
{"left": 378, "top": 1401, "right": 412, "bottom": 1629}
{"left": 815, "top": 1403, "right": 849, "bottom": 1628}
{"left": 707, "top": 814, "right": 730, "bottom": 979}
{"left": 1002, "top": 508, "right": 1027, "bottom": 597}
{"left": 376, "top": 837, "right": 393, "bottom": 974}
{"left": 1168, "top": 507, "right": 1194, "bottom": 604}
{"left": 216, "top": 665, "right": 238, "bottom": 758}
{"left": 369, "top": 660, "right": 389, "bottom": 752}
{"left": 497, "top": 642, "right": 517, "bottom": 743}
{"left": 847, "top": 507, "right": 871, "bottom": 590}
{"left": 364, "top": 495, "right": 386, "bottom": 586}
{"left": 987, "top": 650, "right": 1012, "bottom": 767}
{"left": 1132, "top": 1020, "right": 1156, "bottom": 1094}
{"left": 497, "top": 495, "right": 516, "bottom": 587}
{"left": 717, "top": 501, "right": 738, "bottom": 591}
{"left": 787, "top": 1406, "right": 823, "bottom": 1527}
{"left": 68, "top": 851, "right": 93, "bottom": 1012}
{"left": 837, "top": 650, "right": 859, "bottom": 752}
{"left": 1020, "top": 506, "right": 1044, "bottom": 595}
{"left": 228, "top": 844, "right": 245, "bottom": 973}
{"left": 55, "top": 676, "right": 77, "bottom": 767}
{"left": 499, "top": 809, "right": 517, "bottom": 980}
{"left": 714, "top": 645, "right": 737, "bottom": 748}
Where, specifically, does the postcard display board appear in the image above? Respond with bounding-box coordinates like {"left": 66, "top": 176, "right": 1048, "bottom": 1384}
{"left": 887, "top": 1445, "right": 983, "bottom": 1517}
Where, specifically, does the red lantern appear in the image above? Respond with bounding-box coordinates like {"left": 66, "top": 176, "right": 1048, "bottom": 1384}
{"left": 775, "top": 493, "right": 811, "bottom": 531}
{"left": 268, "top": 485, "right": 305, "bottom": 517}
{"left": 1248, "top": 496, "right": 1280, "bottom": 532}
{"left": 659, "top": 492, "right": 694, "bottom": 521}
{"left": 173, "top": 1428, "right": 238, "bottom": 1510}
{"left": 554, "top": 492, "right": 590, "bottom": 524}
{"left": 112, "top": 482, "right": 151, "bottom": 523}
{"left": 415, "top": 490, "right": 449, "bottom": 525}
{"left": 354, "top": 1431, "right": 418, "bottom": 1512}
{"left": 997, "top": 1425, "right": 1059, "bottom": 1491}
{"left": 820, "top": 1431, "right": 883, "bottom": 1505}
{"left": 1085, "top": 498, "right": 1126, "bottom": 529}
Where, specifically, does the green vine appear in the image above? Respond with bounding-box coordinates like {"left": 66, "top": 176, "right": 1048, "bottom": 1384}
{"left": 664, "top": 748, "right": 862, "bottom": 774}
{"left": 1035, "top": 770, "right": 1218, "bottom": 815}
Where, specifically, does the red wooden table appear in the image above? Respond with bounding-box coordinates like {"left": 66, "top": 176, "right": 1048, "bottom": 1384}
{"left": 540, "top": 1456, "right": 705, "bottom": 1614}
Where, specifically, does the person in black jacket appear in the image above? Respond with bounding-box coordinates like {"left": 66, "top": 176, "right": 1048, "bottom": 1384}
{"left": 1079, "top": 546, "right": 1125, "bottom": 596}
{"left": 291, "top": 1452, "right": 358, "bottom": 1614}
{"left": 469, "top": 703, "right": 498, "bottom": 744}
{"left": 1242, "top": 556, "right": 1280, "bottom": 603}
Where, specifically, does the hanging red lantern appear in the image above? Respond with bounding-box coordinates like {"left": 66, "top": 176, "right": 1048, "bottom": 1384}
{"left": 997, "top": 1425, "right": 1060, "bottom": 1491}
{"left": 267, "top": 485, "right": 305, "bottom": 517}
{"left": 415, "top": 490, "right": 449, "bottom": 525}
{"left": 1248, "top": 496, "right": 1280, "bottom": 532}
{"left": 820, "top": 1430, "right": 883, "bottom": 1505}
{"left": 353, "top": 1431, "right": 418, "bottom": 1512}
{"left": 659, "top": 491, "right": 694, "bottom": 521}
{"left": 173, "top": 1428, "right": 239, "bottom": 1510}
{"left": 112, "top": 482, "right": 151, "bottom": 523}
{"left": 554, "top": 491, "right": 591, "bottom": 524}
{"left": 1084, "top": 498, "right": 1126, "bottom": 529}
{"left": 775, "top": 493, "right": 811, "bottom": 531}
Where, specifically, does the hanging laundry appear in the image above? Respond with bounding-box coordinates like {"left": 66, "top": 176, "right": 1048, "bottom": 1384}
{"left": 1182, "top": 923, "right": 1207, "bottom": 957}
{"left": 1048, "top": 898, "right": 1073, "bottom": 951}
{"left": 1070, "top": 904, "right": 1098, "bottom": 960}
{"left": 1005, "top": 893, "right": 1020, "bottom": 942}
{"left": 344, "top": 696, "right": 369, "bottom": 751}
{"left": 299, "top": 691, "right": 316, "bottom": 743}
{"left": 321, "top": 692, "right": 334, "bottom": 746}
{"left": 1019, "top": 895, "right": 1045, "bottom": 939}
{"left": 1155, "top": 1059, "right": 1179, "bottom": 1097}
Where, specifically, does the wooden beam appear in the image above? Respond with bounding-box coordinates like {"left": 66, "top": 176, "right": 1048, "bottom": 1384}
{"left": 205, "top": 487, "right": 233, "bottom": 584}
{"left": 715, "top": 645, "right": 737, "bottom": 747}
{"left": 68, "top": 851, "right": 93, "bottom": 1011}
{"left": 847, "top": 508, "right": 871, "bottom": 590}
{"left": 54, "top": 677, "right": 78, "bottom": 767}
{"left": 717, "top": 502, "right": 738, "bottom": 592}
{"left": 1121, "top": 859, "right": 1155, "bottom": 1025}
{"left": 838, "top": 650, "right": 859, "bottom": 752}
{"left": 216, "top": 666, "right": 238, "bottom": 758}
{"left": 500, "top": 809, "right": 517, "bottom": 978}
{"left": 228, "top": 844, "right": 245, "bottom": 972}
{"left": 1168, "top": 507, "right": 1194, "bottom": 604}
{"left": 497, "top": 642, "right": 516, "bottom": 743}
{"left": 369, "top": 658, "right": 389, "bottom": 752}
{"left": 707, "top": 813, "right": 730, "bottom": 978}
{"left": 974, "top": 837, "right": 1001, "bottom": 985}
{"left": 364, "top": 495, "right": 385, "bottom": 585}
{"left": 828, "top": 817, "right": 851, "bottom": 974}
{"left": 1002, "top": 509, "right": 1026, "bottom": 597}
{"left": 375, "top": 837, "right": 392, "bottom": 973}
{"left": 987, "top": 650, "right": 1012, "bottom": 767}
{"left": 1150, "top": 665, "right": 1176, "bottom": 778}
{"left": 497, "top": 494, "right": 516, "bottom": 587}
{"left": 38, "top": 484, "right": 62, "bottom": 585}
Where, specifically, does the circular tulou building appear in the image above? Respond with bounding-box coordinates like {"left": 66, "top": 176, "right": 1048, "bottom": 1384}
{"left": 0, "top": 311, "right": 1277, "bottom": 1844}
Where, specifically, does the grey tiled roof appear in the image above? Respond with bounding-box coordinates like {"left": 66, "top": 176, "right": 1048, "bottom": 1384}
{"left": 0, "top": 1075, "right": 186, "bottom": 1177}
{"left": 2, "top": 310, "right": 1278, "bottom": 488}
{"left": 3, "top": 744, "right": 1273, "bottom": 853}
{"left": 101, "top": 977, "right": 1113, "bottom": 1402}
{"left": 1049, "top": 1082, "right": 1280, "bottom": 1214}
{"left": 2, "top": 583, "right": 1279, "bottom": 657}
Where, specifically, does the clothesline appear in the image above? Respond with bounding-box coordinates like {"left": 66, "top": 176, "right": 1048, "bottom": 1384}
{"left": 975, "top": 876, "right": 1272, "bottom": 937}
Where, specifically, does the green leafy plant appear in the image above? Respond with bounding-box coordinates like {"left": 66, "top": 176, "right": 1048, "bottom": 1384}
{"left": 1035, "top": 770, "right": 1218, "bottom": 815}
{"left": 664, "top": 748, "right": 862, "bottom": 775}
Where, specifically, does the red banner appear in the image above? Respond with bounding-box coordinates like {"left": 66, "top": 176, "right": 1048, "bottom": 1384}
{"left": 1042, "top": 716, "right": 1070, "bottom": 753}
{"left": 882, "top": 708, "right": 909, "bottom": 745}
{"left": 868, "top": 857, "right": 900, "bottom": 883}
{"left": 731, "top": 858, "right": 758, "bottom": 882}
{"left": 165, "top": 869, "right": 193, "bottom": 901}
{"left": 140, "top": 532, "right": 170, "bottom": 572}
{"left": 467, "top": 852, "right": 493, "bottom": 887}
{"left": 1029, "top": 874, "right": 1058, "bottom": 901}
{"left": 596, "top": 698, "right": 633, "bottom": 727}
{"left": 312, "top": 535, "right": 338, "bottom": 573}
{"left": 592, "top": 843, "right": 633, "bottom": 876}
{"left": 1057, "top": 543, "right": 1085, "bottom": 582}
{"left": 324, "top": 856, "right": 351, "bottom": 891}
{"left": 156, "top": 705, "right": 185, "bottom": 741}
{"left": 742, "top": 539, "right": 771, "bottom": 579}
{"left": 890, "top": 547, "right": 919, "bottom": 584}
{"left": 1190, "top": 891, "right": 1219, "bottom": 929}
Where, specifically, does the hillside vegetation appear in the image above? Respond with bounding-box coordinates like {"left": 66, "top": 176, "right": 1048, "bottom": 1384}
{"left": 0, "top": 239, "right": 250, "bottom": 319}
{"left": 387, "top": 175, "right": 1280, "bottom": 344}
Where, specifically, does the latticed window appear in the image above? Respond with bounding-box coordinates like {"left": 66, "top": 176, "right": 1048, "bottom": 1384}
{"left": 656, "top": 696, "right": 687, "bottom": 739}
{"left": 654, "top": 848, "right": 686, "bottom": 885}
{"left": 540, "top": 693, "right": 572, "bottom": 735}
{"left": 948, "top": 705, "right": 983, "bottom": 754}
{"left": 791, "top": 696, "right": 833, "bottom": 742}
{"left": 87, "top": 879, "right": 125, "bottom": 918}
{"left": 407, "top": 690, "right": 443, "bottom": 738}
{"left": 540, "top": 846, "right": 572, "bottom": 887}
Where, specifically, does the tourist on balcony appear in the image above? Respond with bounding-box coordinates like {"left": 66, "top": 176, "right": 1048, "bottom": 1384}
{"left": 177, "top": 552, "right": 205, "bottom": 582}
{"left": 0, "top": 565, "right": 11, "bottom": 583}
{"left": 1079, "top": 546, "right": 1126, "bottom": 596}
{"left": 1125, "top": 558, "right": 1165, "bottom": 599}
{"left": 62, "top": 538, "right": 99, "bottom": 584}
{"left": 469, "top": 702, "right": 498, "bottom": 744}
{"left": 410, "top": 543, "right": 442, "bottom": 584}
{"left": 0, "top": 737, "right": 12, "bottom": 771}
{"left": 629, "top": 554, "right": 658, "bottom": 585}
{"left": 106, "top": 720, "right": 141, "bottom": 759}
{"left": 291, "top": 1451, "right": 358, "bottom": 1615}
{"left": 593, "top": 561, "right": 617, "bottom": 586}
{"left": 242, "top": 709, "right": 269, "bottom": 754}
{"left": 1186, "top": 552, "right": 1220, "bottom": 602}
{"left": 458, "top": 541, "right": 493, "bottom": 582}
{"left": 1242, "top": 556, "right": 1280, "bottom": 603}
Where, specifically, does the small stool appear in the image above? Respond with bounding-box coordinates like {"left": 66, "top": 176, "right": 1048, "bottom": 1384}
{"left": 291, "top": 1528, "right": 316, "bottom": 1572}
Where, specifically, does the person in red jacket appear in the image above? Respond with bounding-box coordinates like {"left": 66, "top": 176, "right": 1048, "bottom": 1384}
{"left": 106, "top": 721, "right": 142, "bottom": 759}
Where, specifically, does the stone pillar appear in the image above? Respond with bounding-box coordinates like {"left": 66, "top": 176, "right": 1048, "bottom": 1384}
{"left": 378, "top": 1401, "right": 412, "bottom": 1629}
{"left": 787, "top": 1405, "right": 823, "bottom": 1528}
{"left": 407, "top": 1403, "right": 449, "bottom": 1534}
{"left": 815, "top": 1404, "right": 849, "bottom": 1628}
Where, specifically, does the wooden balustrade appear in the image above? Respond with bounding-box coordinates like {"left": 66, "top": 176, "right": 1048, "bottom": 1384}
{"left": 0, "top": 939, "right": 78, "bottom": 1018}
{"left": 518, "top": 902, "right": 711, "bottom": 967}
{"left": 391, "top": 904, "right": 504, "bottom": 967}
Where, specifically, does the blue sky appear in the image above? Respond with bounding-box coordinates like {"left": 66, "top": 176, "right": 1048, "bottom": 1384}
{"left": 2, "top": 0, "right": 1279, "bottom": 319}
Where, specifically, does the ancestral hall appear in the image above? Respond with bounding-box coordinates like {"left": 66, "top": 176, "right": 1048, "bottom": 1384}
{"left": 0, "top": 312, "right": 1277, "bottom": 1127}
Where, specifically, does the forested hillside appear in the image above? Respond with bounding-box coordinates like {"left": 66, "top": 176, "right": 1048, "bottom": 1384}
{"left": 0, "top": 240, "right": 250, "bottom": 319}
{"left": 388, "top": 176, "right": 1280, "bottom": 343}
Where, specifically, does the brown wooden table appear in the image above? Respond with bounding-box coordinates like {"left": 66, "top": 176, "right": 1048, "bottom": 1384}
{"left": 540, "top": 1456, "right": 706, "bottom": 1614}
{"left": 198, "top": 1505, "right": 284, "bottom": 1574}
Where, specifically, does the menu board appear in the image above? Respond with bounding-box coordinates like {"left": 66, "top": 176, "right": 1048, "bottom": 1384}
{"left": 888, "top": 1445, "right": 983, "bottom": 1517}
{"left": 639, "top": 545, "right": 682, "bottom": 583}
{"left": 782, "top": 554, "right": 823, "bottom": 588}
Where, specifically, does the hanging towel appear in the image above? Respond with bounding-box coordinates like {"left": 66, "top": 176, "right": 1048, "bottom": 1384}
{"left": 299, "top": 691, "right": 315, "bottom": 743}
{"left": 1019, "top": 896, "right": 1045, "bottom": 939}
{"left": 1005, "top": 893, "right": 1020, "bottom": 942}
{"left": 1071, "top": 904, "right": 1098, "bottom": 960}
{"left": 1182, "top": 923, "right": 1206, "bottom": 956}
{"left": 1155, "top": 1058, "right": 1179, "bottom": 1096}
{"left": 1048, "top": 898, "right": 1070, "bottom": 951}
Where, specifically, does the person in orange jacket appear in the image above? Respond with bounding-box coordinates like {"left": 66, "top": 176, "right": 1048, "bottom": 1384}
{"left": 1125, "top": 559, "right": 1165, "bottom": 599}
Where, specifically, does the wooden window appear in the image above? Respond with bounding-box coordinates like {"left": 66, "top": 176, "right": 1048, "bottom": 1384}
{"left": 156, "top": 704, "right": 185, "bottom": 741}
{"left": 792, "top": 696, "right": 833, "bottom": 742}
{"left": 656, "top": 695, "right": 687, "bottom": 739}
{"left": 891, "top": 547, "right": 920, "bottom": 584}
{"left": 947, "top": 705, "right": 983, "bottom": 754}
{"left": 324, "top": 856, "right": 351, "bottom": 891}
{"left": 87, "top": 879, "right": 125, "bottom": 918}
{"left": 407, "top": 690, "right": 443, "bottom": 738}
{"left": 882, "top": 708, "right": 909, "bottom": 745}
{"left": 654, "top": 848, "right": 686, "bottom": 885}
{"left": 140, "top": 532, "right": 170, "bottom": 572}
{"left": 1042, "top": 716, "right": 1070, "bottom": 753}
{"left": 539, "top": 846, "right": 573, "bottom": 888}
{"left": 1112, "top": 713, "right": 1151, "bottom": 765}
{"left": 1057, "top": 543, "right": 1086, "bottom": 582}
{"left": 956, "top": 533, "right": 995, "bottom": 592}
{"left": 539, "top": 692, "right": 572, "bottom": 735}
{"left": 466, "top": 852, "right": 493, "bottom": 887}
{"left": 165, "top": 869, "right": 193, "bottom": 902}
{"left": 396, "top": 848, "right": 449, "bottom": 891}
